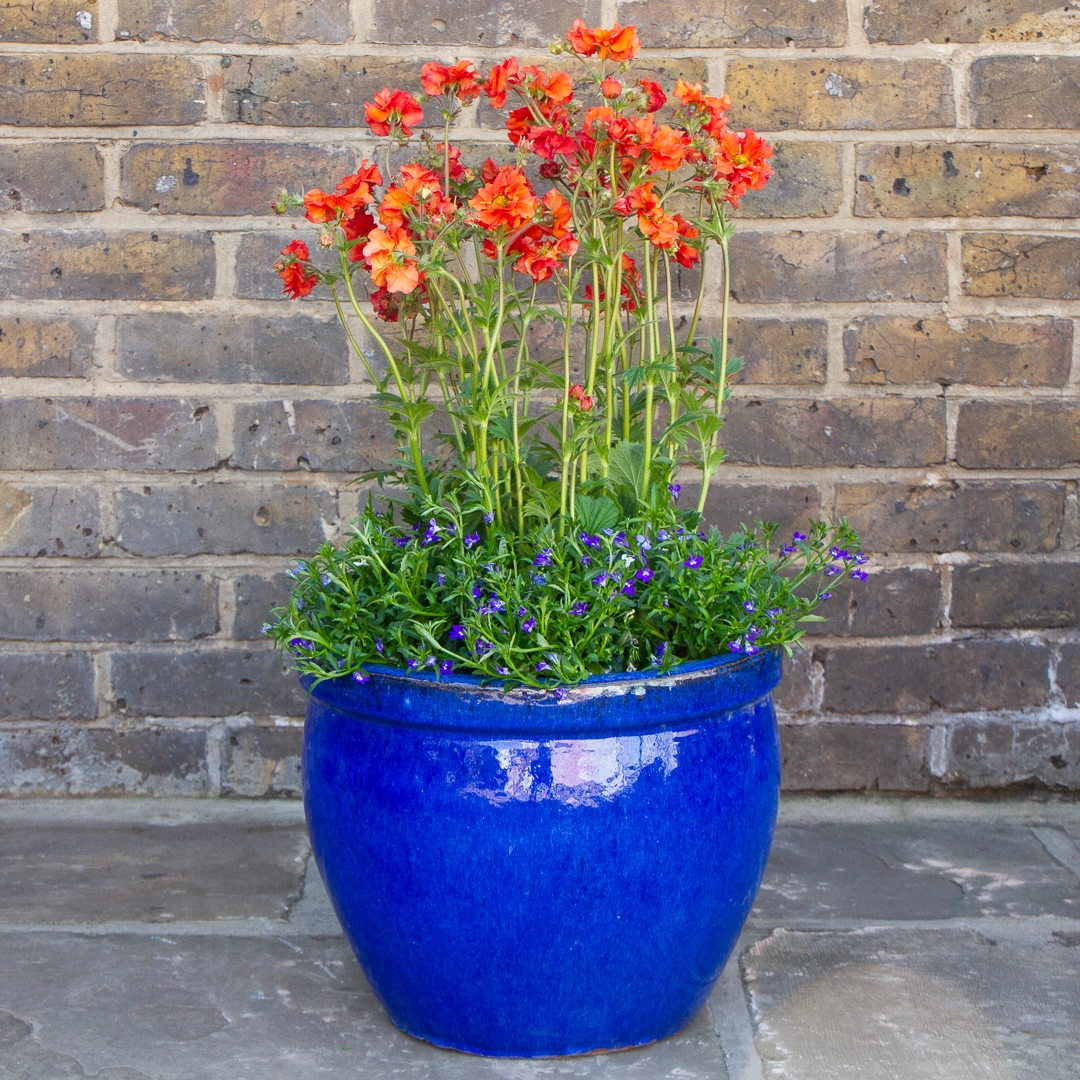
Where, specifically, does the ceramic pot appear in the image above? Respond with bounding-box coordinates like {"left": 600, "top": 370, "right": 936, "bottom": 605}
{"left": 302, "top": 648, "right": 782, "bottom": 1057}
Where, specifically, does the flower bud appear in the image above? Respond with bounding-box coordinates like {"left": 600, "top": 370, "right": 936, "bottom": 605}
{"left": 600, "top": 77, "right": 622, "bottom": 99}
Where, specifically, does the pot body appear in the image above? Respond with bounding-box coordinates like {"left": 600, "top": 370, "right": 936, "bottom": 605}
{"left": 302, "top": 649, "right": 782, "bottom": 1057}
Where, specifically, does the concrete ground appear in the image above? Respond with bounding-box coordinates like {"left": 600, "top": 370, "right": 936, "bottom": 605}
{"left": 1, "top": 797, "right": 1078, "bottom": 1080}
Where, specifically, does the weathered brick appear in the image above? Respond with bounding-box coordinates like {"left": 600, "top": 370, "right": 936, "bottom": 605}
{"left": 0, "top": 0, "right": 97, "bottom": 42}
{"left": 722, "top": 318, "right": 827, "bottom": 384}
{"left": 0, "top": 653, "right": 96, "bottom": 720}
{"left": 120, "top": 142, "right": 358, "bottom": 216}
{"left": 723, "top": 397, "right": 946, "bottom": 467}
{"left": 234, "top": 573, "right": 292, "bottom": 639}
{"left": 111, "top": 648, "right": 307, "bottom": 717}
{"left": 737, "top": 142, "right": 844, "bottom": 219}
{"left": 220, "top": 724, "right": 302, "bottom": 797}
{"left": 0, "top": 230, "right": 215, "bottom": 301}
{"left": 618, "top": 0, "right": 845, "bottom": 47}
{"left": 116, "top": 314, "right": 349, "bottom": 385}
{"left": 725, "top": 59, "right": 954, "bottom": 131}
{"left": 952, "top": 562, "right": 1079, "bottom": 629}
{"left": 224, "top": 56, "right": 425, "bottom": 126}
{"left": 962, "top": 233, "right": 1080, "bottom": 299}
{"left": 866, "top": 0, "right": 1080, "bottom": 43}
{"left": 0, "top": 315, "right": 96, "bottom": 378}
{"left": 0, "top": 398, "right": 218, "bottom": 471}
{"left": 843, "top": 316, "right": 1072, "bottom": 387}
{"left": 819, "top": 641, "right": 1050, "bottom": 713}
{"left": 0, "top": 570, "right": 217, "bottom": 643}
{"left": 371, "top": 0, "right": 600, "bottom": 45}
{"left": 780, "top": 722, "right": 929, "bottom": 792}
{"left": 1059, "top": 644, "right": 1080, "bottom": 707}
{"left": 774, "top": 647, "right": 817, "bottom": 713}
{"left": 972, "top": 57, "right": 1080, "bottom": 129}
{"left": 114, "top": 483, "right": 340, "bottom": 556}
{"left": 0, "top": 484, "right": 101, "bottom": 558}
{"left": 0, "top": 142, "right": 103, "bottom": 212}
{"left": 805, "top": 567, "right": 943, "bottom": 637}
{"left": 856, "top": 143, "right": 1080, "bottom": 218}
{"left": 835, "top": 481, "right": 1066, "bottom": 554}
{"left": 234, "top": 229, "right": 318, "bottom": 300}
{"left": 0, "top": 55, "right": 206, "bottom": 126}
{"left": 956, "top": 401, "right": 1080, "bottom": 468}
{"left": 117, "top": 0, "right": 352, "bottom": 43}
{"left": 944, "top": 718, "right": 1080, "bottom": 790}
{"left": 730, "top": 231, "right": 948, "bottom": 303}
{"left": 231, "top": 400, "right": 397, "bottom": 472}
{"left": 695, "top": 482, "right": 822, "bottom": 537}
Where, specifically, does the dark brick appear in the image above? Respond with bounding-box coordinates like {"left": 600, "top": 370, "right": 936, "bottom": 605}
{"left": 774, "top": 647, "right": 817, "bottom": 713}
{"left": 723, "top": 397, "right": 946, "bottom": 467}
{"left": 730, "top": 231, "right": 948, "bottom": 303}
{"left": 0, "top": 54, "right": 206, "bottom": 126}
{"left": 0, "top": 315, "right": 96, "bottom": 378}
{"left": 805, "top": 567, "right": 943, "bottom": 637}
{"left": 0, "top": 0, "right": 98, "bottom": 43}
{"left": 120, "top": 142, "right": 358, "bottom": 216}
{"left": 0, "top": 570, "right": 217, "bottom": 642}
{"left": 0, "top": 653, "right": 96, "bottom": 720}
{"left": 843, "top": 316, "right": 1072, "bottom": 387}
{"left": 962, "top": 233, "right": 1080, "bottom": 300}
{"left": 371, "top": 0, "right": 600, "bottom": 46}
{"left": 117, "top": 0, "right": 352, "bottom": 43}
{"left": 111, "top": 648, "right": 308, "bottom": 716}
{"left": 972, "top": 57, "right": 1080, "bottom": 129}
{"left": 780, "top": 722, "right": 929, "bottom": 792}
{"left": 231, "top": 399, "right": 397, "bottom": 472}
{"left": 220, "top": 724, "right": 302, "bottom": 796}
{"left": 1059, "top": 645, "right": 1080, "bottom": 707}
{"left": 738, "top": 142, "right": 844, "bottom": 219}
{"left": 956, "top": 401, "right": 1080, "bottom": 469}
{"left": 234, "top": 573, "right": 292, "bottom": 639}
{"left": 0, "top": 142, "right": 104, "bottom": 212}
{"left": 114, "top": 483, "right": 339, "bottom": 556}
{"left": 952, "top": 562, "right": 1079, "bottom": 629}
{"left": 0, "top": 484, "right": 101, "bottom": 558}
{"left": 710, "top": 317, "right": 827, "bottom": 384}
{"left": 0, "top": 230, "right": 215, "bottom": 301}
{"left": 620, "top": 0, "right": 845, "bottom": 47}
{"left": 835, "top": 481, "right": 1066, "bottom": 554}
{"left": 866, "top": 0, "right": 1080, "bottom": 44}
{"left": 696, "top": 482, "right": 822, "bottom": 537}
{"left": 116, "top": 314, "right": 349, "bottom": 385}
{"left": 235, "top": 230, "right": 318, "bottom": 300}
{"left": 0, "top": 398, "right": 218, "bottom": 471}
{"left": 944, "top": 718, "right": 1080, "bottom": 790}
{"left": 819, "top": 641, "right": 1051, "bottom": 713}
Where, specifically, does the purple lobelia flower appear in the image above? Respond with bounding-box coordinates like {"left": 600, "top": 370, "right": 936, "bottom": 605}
{"left": 532, "top": 573, "right": 546, "bottom": 586}
{"left": 820, "top": 591, "right": 832, "bottom": 600}
{"left": 449, "top": 624, "right": 466, "bottom": 640}
{"left": 571, "top": 601, "right": 588, "bottom": 616}
{"left": 352, "top": 670, "right": 371, "bottom": 684}
{"left": 824, "top": 565, "right": 841, "bottom": 577}
{"left": 475, "top": 639, "right": 493, "bottom": 656}
{"left": 657, "top": 529, "right": 670, "bottom": 542}
{"left": 439, "top": 660, "right": 453, "bottom": 675}
{"left": 534, "top": 548, "right": 553, "bottom": 567}
{"left": 579, "top": 531, "right": 602, "bottom": 549}
{"left": 289, "top": 637, "right": 314, "bottom": 651}
{"left": 850, "top": 569, "right": 868, "bottom": 581}
{"left": 521, "top": 616, "right": 537, "bottom": 634}
{"left": 744, "top": 601, "right": 756, "bottom": 613}
{"left": 464, "top": 532, "right": 480, "bottom": 549}
{"left": 683, "top": 555, "right": 703, "bottom": 569}
{"left": 535, "top": 661, "right": 551, "bottom": 672}
{"left": 483, "top": 511, "right": 495, "bottom": 525}
{"left": 375, "top": 638, "right": 384, "bottom": 653}
{"left": 668, "top": 483, "right": 681, "bottom": 501}
{"left": 793, "top": 531, "right": 807, "bottom": 542}
{"left": 636, "top": 567, "right": 654, "bottom": 583}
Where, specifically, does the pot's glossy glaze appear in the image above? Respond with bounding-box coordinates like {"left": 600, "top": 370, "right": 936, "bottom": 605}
{"left": 302, "top": 649, "right": 782, "bottom": 1058}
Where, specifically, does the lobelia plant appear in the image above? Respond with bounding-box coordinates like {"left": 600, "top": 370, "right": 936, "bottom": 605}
{"left": 264, "top": 20, "right": 866, "bottom": 688}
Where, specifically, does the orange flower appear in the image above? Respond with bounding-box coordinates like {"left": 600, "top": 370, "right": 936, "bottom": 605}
{"left": 645, "top": 125, "right": 689, "bottom": 172}
{"left": 362, "top": 226, "right": 421, "bottom": 294}
{"left": 673, "top": 216, "right": 700, "bottom": 267}
{"left": 569, "top": 384, "right": 594, "bottom": 411}
{"left": 336, "top": 160, "right": 382, "bottom": 204}
{"left": 341, "top": 206, "right": 376, "bottom": 242}
{"left": 600, "top": 77, "right": 622, "bottom": 100}
{"left": 364, "top": 88, "right": 424, "bottom": 138}
{"left": 566, "top": 20, "right": 641, "bottom": 61}
{"left": 302, "top": 189, "right": 340, "bottom": 224}
{"left": 275, "top": 240, "right": 318, "bottom": 299}
{"left": 638, "top": 209, "right": 680, "bottom": 248}
{"left": 523, "top": 67, "right": 574, "bottom": 106}
{"left": 542, "top": 189, "right": 573, "bottom": 237}
{"left": 627, "top": 182, "right": 661, "bottom": 217}
{"left": 638, "top": 78, "right": 666, "bottom": 113}
{"left": 420, "top": 60, "right": 481, "bottom": 101}
{"left": 712, "top": 128, "right": 773, "bottom": 207}
{"left": 483, "top": 57, "right": 521, "bottom": 109}
{"left": 378, "top": 163, "right": 443, "bottom": 228}
{"left": 468, "top": 166, "right": 539, "bottom": 233}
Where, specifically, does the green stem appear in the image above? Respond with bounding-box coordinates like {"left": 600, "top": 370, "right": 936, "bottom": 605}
{"left": 697, "top": 231, "right": 731, "bottom": 515}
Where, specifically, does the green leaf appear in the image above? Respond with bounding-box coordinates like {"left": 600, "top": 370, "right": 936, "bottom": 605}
{"left": 573, "top": 494, "right": 620, "bottom": 534}
{"left": 608, "top": 440, "right": 645, "bottom": 499}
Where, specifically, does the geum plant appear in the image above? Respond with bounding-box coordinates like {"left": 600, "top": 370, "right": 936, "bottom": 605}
{"left": 265, "top": 20, "right": 866, "bottom": 688}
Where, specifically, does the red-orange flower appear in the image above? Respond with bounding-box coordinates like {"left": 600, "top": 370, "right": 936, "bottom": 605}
{"left": 523, "top": 66, "right": 574, "bottom": 106}
{"left": 712, "top": 128, "right": 773, "bottom": 207}
{"left": 341, "top": 206, "right": 377, "bottom": 243}
{"left": 368, "top": 286, "right": 402, "bottom": 322}
{"left": 542, "top": 189, "right": 573, "bottom": 237}
{"left": 483, "top": 57, "right": 521, "bottom": 109}
{"left": 420, "top": 60, "right": 481, "bottom": 101}
{"left": 378, "top": 163, "right": 443, "bottom": 228}
{"left": 362, "top": 226, "right": 421, "bottom": 294}
{"left": 569, "top": 383, "right": 594, "bottom": 411}
{"left": 301, "top": 189, "right": 340, "bottom": 224}
{"left": 566, "top": 20, "right": 641, "bottom": 61}
{"left": 600, "top": 77, "right": 622, "bottom": 100}
{"left": 645, "top": 125, "right": 690, "bottom": 172}
{"left": 275, "top": 240, "right": 317, "bottom": 299}
{"left": 468, "top": 166, "right": 539, "bottom": 232}
{"left": 638, "top": 78, "right": 666, "bottom": 113}
{"left": 364, "top": 88, "right": 424, "bottom": 138}
{"left": 336, "top": 160, "right": 382, "bottom": 203}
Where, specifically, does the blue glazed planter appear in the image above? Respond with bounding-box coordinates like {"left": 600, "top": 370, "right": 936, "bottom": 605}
{"left": 302, "top": 648, "right": 782, "bottom": 1058}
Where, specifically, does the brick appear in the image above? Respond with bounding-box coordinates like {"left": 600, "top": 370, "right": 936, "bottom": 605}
{"left": 695, "top": 482, "right": 822, "bottom": 537}
{"left": 725, "top": 59, "right": 954, "bottom": 131}
{"left": 962, "top": 233, "right": 1080, "bottom": 299}
{"left": 618, "top": 0, "right": 845, "bottom": 47}
{"left": 804, "top": 567, "right": 943, "bottom": 637}
{"left": 220, "top": 724, "right": 302, "bottom": 796}
{"left": 972, "top": 57, "right": 1080, "bottom": 129}
{"left": 1059, "top": 645, "right": 1080, "bottom": 707}
{"left": 866, "top": 0, "right": 1080, "bottom": 43}
{"left": 371, "top": 0, "right": 600, "bottom": 46}
{"left": 231, "top": 399, "right": 397, "bottom": 472}
{"left": 111, "top": 648, "right": 308, "bottom": 717}
{"left": 730, "top": 231, "right": 947, "bottom": 303}
{"left": 0, "top": 0, "right": 97, "bottom": 42}
{"left": 224, "top": 56, "right": 426, "bottom": 126}
{"left": 0, "top": 653, "right": 96, "bottom": 720}
{"left": 0, "top": 315, "right": 96, "bottom": 377}
{"left": 0, "top": 230, "right": 215, "bottom": 301}
{"left": 952, "top": 562, "right": 1079, "bottom": 629}
{"left": 835, "top": 481, "right": 1066, "bottom": 554}
{"left": 114, "top": 483, "right": 340, "bottom": 556}
{"left": 737, "top": 142, "right": 844, "bottom": 219}
{"left": 956, "top": 401, "right": 1080, "bottom": 468}
{"left": 723, "top": 397, "right": 946, "bottom": 467}
{"left": 819, "top": 641, "right": 1051, "bottom": 713}
{"left": 116, "top": 314, "right": 349, "bottom": 385}
{"left": 0, "top": 55, "right": 205, "bottom": 126}
{"left": 716, "top": 317, "right": 827, "bottom": 384}
{"left": 0, "top": 142, "right": 104, "bottom": 212}
{"left": 0, "top": 569, "right": 217, "bottom": 642}
{"left": 779, "top": 722, "right": 929, "bottom": 792}
{"left": 0, "top": 484, "right": 101, "bottom": 558}
{"left": 944, "top": 718, "right": 1080, "bottom": 790}
{"left": 234, "top": 573, "right": 292, "bottom": 639}
{"left": 0, "top": 398, "right": 218, "bottom": 471}
{"left": 117, "top": 0, "right": 352, "bottom": 43}
{"left": 120, "top": 142, "right": 358, "bottom": 216}
{"left": 0, "top": 726, "right": 210, "bottom": 796}
{"left": 843, "top": 316, "right": 1072, "bottom": 387}
{"left": 774, "top": 647, "right": 817, "bottom": 712}
{"left": 855, "top": 142, "right": 1080, "bottom": 218}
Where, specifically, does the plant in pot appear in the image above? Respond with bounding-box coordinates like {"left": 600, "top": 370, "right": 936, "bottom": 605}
{"left": 265, "top": 20, "right": 866, "bottom": 1058}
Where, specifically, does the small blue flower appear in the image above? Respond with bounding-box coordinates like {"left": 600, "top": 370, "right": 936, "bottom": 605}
{"left": 622, "top": 582, "right": 636, "bottom": 598}
{"left": 636, "top": 534, "right": 651, "bottom": 551}
{"left": 683, "top": 555, "right": 703, "bottom": 569}
{"left": 655, "top": 642, "right": 667, "bottom": 662}
{"left": 767, "top": 608, "right": 782, "bottom": 619}
{"left": 294, "top": 598, "right": 304, "bottom": 611}
{"left": 746, "top": 626, "right": 760, "bottom": 641}
{"left": 821, "top": 591, "right": 832, "bottom": 600}
{"left": 744, "top": 601, "right": 756, "bottom": 613}
{"left": 488, "top": 596, "right": 506, "bottom": 613}
{"left": 375, "top": 638, "right": 384, "bottom": 653}
{"left": 289, "top": 637, "right": 314, "bottom": 651}
{"left": 471, "top": 583, "right": 483, "bottom": 601}
{"left": 580, "top": 555, "right": 591, "bottom": 567}
{"left": 571, "top": 600, "right": 588, "bottom": 616}
{"left": 426, "top": 656, "right": 436, "bottom": 668}
{"left": 536, "top": 661, "right": 551, "bottom": 672}
{"left": 580, "top": 531, "right": 601, "bottom": 549}
{"left": 483, "top": 511, "right": 495, "bottom": 525}
{"left": 781, "top": 544, "right": 796, "bottom": 554}
{"left": 321, "top": 573, "right": 331, "bottom": 586}
{"left": 406, "top": 659, "right": 419, "bottom": 670}
{"left": 613, "top": 531, "right": 628, "bottom": 548}
{"left": 464, "top": 532, "right": 480, "bottom": 549}
{"left": 260, "top": 622, "right": 273, "bottom": 635}
{"left": 668, "top": 483, "right": 681, "bottom": 501}
{"left": 522, "top": 616, "right": 537, "bottom": 634}
{"left": 497, "top": 665, "right": 510, "bottom": 675}
{"left": 603, "top": 528, "right": 614, "bottom": 536}
{"left": 745, "top": 643, "right": 759, "bottom": 655}
{"left": 850, "top": 569, "right": 868, "bottom": 581}
{"left": 439, "top": 660, "right": 453, "bottom": 675}
{"left": 657, "top": 530, "right": 670, "bottom": 542}
{"left": 824, "top": 565, "right": 841, "bottom": 577}
{"left": 475, "top": 639, "right": 493, "bottom": 656}
{"left": 854, "top": 553, "right": 869, "bottom": 565}
{"left": 534, "top": 548, "right": 553, "bottom": 567}
{"left": 636, "top": 567, "right": 654, "bottom": 583}
{"left": 793, "top": 531, "right": 807, "bottom": 542}
{"left": 436, "top": 573, "right": 446, "bottom": 587}
{"left": 728, "top": 641, "right": 743, "bottom": 654}
{"left": 449, "top": 624, "right": 466, "bottom": 640}
{"left": 352, "top": 670, "right": 371, "bottom": 684}
{"left": 592, "top": 572, "right": 608, "bottom": 587}
{"left": 393, "top": 536, "right": 410, "bottom": 548}
{"left": 532, "top": 573, "right": 546, "bottom": 586}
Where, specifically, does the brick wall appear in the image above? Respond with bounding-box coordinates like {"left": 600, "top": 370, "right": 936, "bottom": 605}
{"left": 1, "top": 0, "right": 1077, "bottom": 796}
